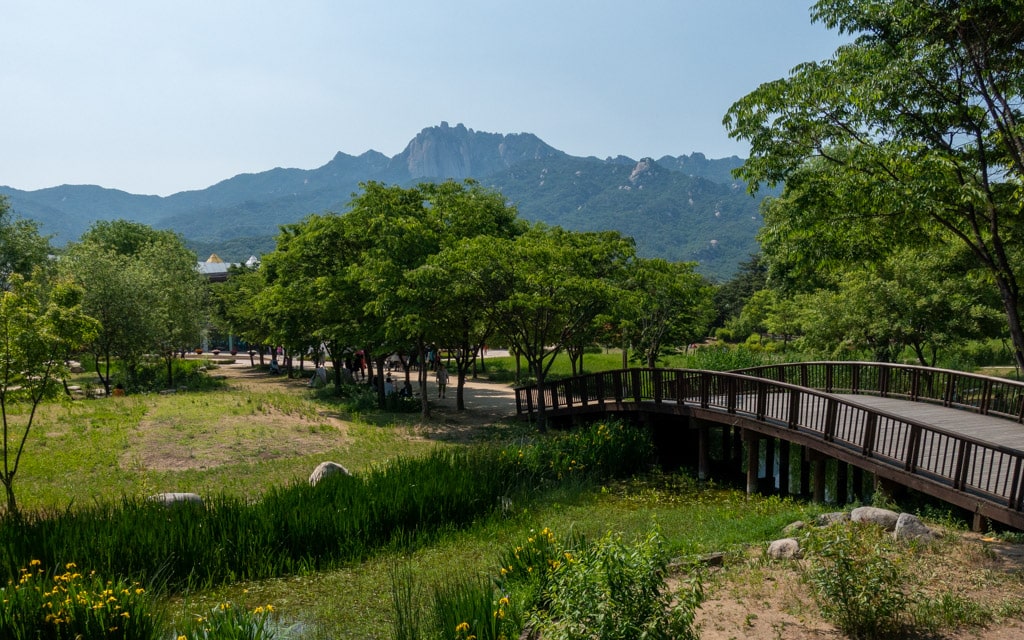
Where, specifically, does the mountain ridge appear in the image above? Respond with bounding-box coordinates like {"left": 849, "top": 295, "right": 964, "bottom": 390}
{"left": 0, "top": 123, "right": 761, "bottom": 280}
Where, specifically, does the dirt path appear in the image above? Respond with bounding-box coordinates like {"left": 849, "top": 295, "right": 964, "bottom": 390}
{"left": 209, "top": 358, "right": 519, "bottom": 425}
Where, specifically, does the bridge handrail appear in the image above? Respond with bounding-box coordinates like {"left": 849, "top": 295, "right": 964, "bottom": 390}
{"left": 515, "top": 368, "right": 1024, "bottom": 516}
{"left": 735, "top": 361, "right": 1024, "bottom": 422}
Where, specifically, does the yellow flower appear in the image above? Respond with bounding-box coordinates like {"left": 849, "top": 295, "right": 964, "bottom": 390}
{"left": 456, "top": 621, "right": 470, "bottom": 633}
{"left": 65, "top": 563, "right": 77, "bottom": 570}
{"left": 29, "top": 559, "right": 41, "bottom": 567}
{"left": 178, "top": 636, "right": 188, "bottom": 640}
{"left": 498, "top": 596, "right": 510, "bottom": 607}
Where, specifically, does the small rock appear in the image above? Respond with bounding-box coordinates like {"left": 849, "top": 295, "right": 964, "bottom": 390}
{"left": 149, "top": 492, "right": 203, "bottom": 506}
{"left": 699, "top": 551, "right": 726, "bottom": 566}
{"left": 768, "top": 538, "right": 801, "bottom": 560}
{"left": 894, "top": 512, "right": 937, "bottom": 541}
{"left": 782, "top": 520, "right": 806, "bottom": 536}
{"left": 309, "top": 461, "right": 351, "bottom": 486}
{"left": 851, "top": 506, "right": 900, "bottom": 531}
{"left": 816, "top": 511, "right": 850, "bottom": 526}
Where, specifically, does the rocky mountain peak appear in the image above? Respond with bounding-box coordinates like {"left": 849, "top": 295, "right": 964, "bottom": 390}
{"left": 391, "top": 122, "right": 564, "bottom": 180}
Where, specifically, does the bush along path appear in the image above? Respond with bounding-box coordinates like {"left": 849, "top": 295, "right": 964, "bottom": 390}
{"left": 0, "top": 420, "right": 653, "bottom": 593}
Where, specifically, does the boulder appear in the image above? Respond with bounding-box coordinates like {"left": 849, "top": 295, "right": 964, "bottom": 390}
{"left": 149, "top": 492, "right": 203, "bottom": 506}
{"left": 767, "top": 538, "right": 801, "bottom": 560}
{"left": 782, "top": 520, "right": 807, "bottom": 536}
{"left": 816, "top": 511, "right": 850, "bottom": 526}
{"left": 309, "top": 461, "right": 351, "bottom": 486}
{"left": 894, "top": 512, "right": 938, "bottom": 542}
{"left": 851, "top": 506, "right": 900, "bottom": 531}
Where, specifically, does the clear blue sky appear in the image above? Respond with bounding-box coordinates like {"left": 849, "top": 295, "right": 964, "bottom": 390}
{"left": 2, "top": 1, "right": 849, "bottom": 196}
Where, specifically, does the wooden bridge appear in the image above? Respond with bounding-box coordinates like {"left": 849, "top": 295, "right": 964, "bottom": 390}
{"left": 514, "top": 362, "right": 1024, "bottom": 531}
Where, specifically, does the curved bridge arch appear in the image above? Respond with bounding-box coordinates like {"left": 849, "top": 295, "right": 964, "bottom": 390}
{"left": 515, "top": 363, "right": 1024, "bottom": 531}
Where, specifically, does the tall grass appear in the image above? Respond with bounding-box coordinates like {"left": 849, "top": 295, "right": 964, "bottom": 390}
{"left": 0, "top": 421, "right": 652, "bottom": 593}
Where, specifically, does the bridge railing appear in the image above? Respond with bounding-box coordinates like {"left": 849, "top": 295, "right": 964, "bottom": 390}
{"left": 515, "top": 368, "right": 1024, "bottom": 519}
{"left": 735, "top": 362, "right": 1024, "bottom": 422}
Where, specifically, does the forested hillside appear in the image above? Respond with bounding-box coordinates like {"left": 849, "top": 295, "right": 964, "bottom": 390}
{"left": 0, "top": 123, "right": 762, "bottom": 280}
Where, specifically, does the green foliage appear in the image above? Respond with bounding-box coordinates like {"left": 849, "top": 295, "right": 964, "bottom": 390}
{"left": 173, "top": 601, "right": 287, "bottom": 640}
{"left": 0, "top": 421, "right": 654, "bottom": 593}
{"left": 519, "top": 528, "right": 703, "bottom": 640}
{"left": 0, "top": 561, "right": 163, "bottom": 640}
{"left": 801, "top": 522, "right": 910, "bottom": 639}
{"left": 682, "top": 344, "right": 785, "bottom": 371}
{"left": 725, "top": 0, "right": 1024, "bottom": 368}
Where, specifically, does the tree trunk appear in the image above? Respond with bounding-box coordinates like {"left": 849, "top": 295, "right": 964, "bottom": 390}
{"left": 993, "top": 273, "right": 1024, "bottom": 372}
{"left": 3, "top": 479, "right": 17, "bottom": 519}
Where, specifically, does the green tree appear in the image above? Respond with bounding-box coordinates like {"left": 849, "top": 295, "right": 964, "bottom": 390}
{"left": 800, "top": 247, "right": 1003, "bottom": 364}
{"left": 620, "top": 258, "right": 714, "bottom": 368}
{"left": 0, "top": 196, "right": 50, "bottom": 289}
{"left": 0, "top": 274, "right": 97, "bottom": 516}
{"left": 211, "top": 264, "right": 274, "bottom": 363}
{"left": 256, "top": 212, "right": 364, "bottom": 387}
{"left": 724, "top": 0, "right": 1024, "bottom": 369}
{"left": 712, "top": 254, "right": 767, "bottom": 328}
{"left": 64, "top": 220, "right": 207, "bottom": 391}
{"left": 489, "top": 226, "right": 634, "bottom": 425}
{"left": 60, "top": 247, "right": 151, "bottom": 395}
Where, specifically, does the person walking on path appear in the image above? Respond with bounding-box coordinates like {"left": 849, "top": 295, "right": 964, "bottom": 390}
{"left": 435, "top": 364, "right": 449, "bottom": 398}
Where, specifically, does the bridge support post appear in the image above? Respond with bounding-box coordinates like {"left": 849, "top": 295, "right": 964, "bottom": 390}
{"left": 698, "top": 426, "right": 710, "bottom": 481}
{"left": 813, "top": 459, "right": 827, "bottom": 503}
{"left": 852, "top": 467, "right": 864, "bottom": 503}
{"left": 765, "top": 438, "right": 776, "bottom": 493}
{"left": 779, "top": 440, "right": 791, "bottom": 496}
{"left": 805, "top": 449, "right": 828, "bottom": 503}
{"left": 745, "top": 431, "right": 761, "bottom": 496}
{"left": 733, "top": 427, "right": 743, "bottom": 466}
{"left": 799, "top": 446, "right": 811, "bottom": 497}
{"left": 972, "top": 512, "right": 990, "bottom": 533}
{"left": 836, "top": 462, "right": 849, "bottom": 505}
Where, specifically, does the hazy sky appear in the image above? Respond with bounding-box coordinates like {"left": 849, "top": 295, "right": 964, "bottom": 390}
{"left": 2, "top": 1, "right": 849, "bottom": 196}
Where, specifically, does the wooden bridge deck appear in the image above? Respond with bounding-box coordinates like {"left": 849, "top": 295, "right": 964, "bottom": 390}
{"left": 516, "top": 363, "right": 1024, "bottom": 530}
{"left": 834, "top": 395, "right": 1024, "bottom": 450}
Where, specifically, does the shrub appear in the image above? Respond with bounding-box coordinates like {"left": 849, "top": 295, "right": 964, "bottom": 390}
{"left": 526, "top": 529, "right": 703, "bottom": 640}
{"left": 801, "top": 522, "right": 909, "bottom": 639}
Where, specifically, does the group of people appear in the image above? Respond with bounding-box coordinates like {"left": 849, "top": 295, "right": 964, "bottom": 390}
{"left": 267, "top": 345, "right": 452, "bottom": 400}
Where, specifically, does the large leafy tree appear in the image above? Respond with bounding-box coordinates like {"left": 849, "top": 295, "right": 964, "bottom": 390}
{"left": 0, "top": 274, "right": 97, "bottom": 516}
{"left": 724, "top": 0, "right": 1024, "bottom": 368}
{"left": 63, "top": 220, "right": 207, "bottom": 391}
{"left": 256, "top": 212, "right": 365, "bottom": 386}
{"left": 799, "top": 246, "right": 1003, "bottom": 364}
{"left": 621, "top": 258, "right": 714, "bottom": 368}
{"left": 0, "top": 196, "right": 50, "bottom": 289}
{"left": 488, "top": 226, "right": 635, "bottom": 424}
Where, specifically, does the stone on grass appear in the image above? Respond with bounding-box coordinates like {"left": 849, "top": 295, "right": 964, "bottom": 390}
{"left": 894, "top": 512, "right": 938, "bottom": 542}
{"left": 768, "top": 538, "right": 801, "bottom": 560}
{"left": 149, "top": 492, "right": 203, "bottom": 506}
{"left": 851, "top": 506, "right": 901, "bottom": 531}
{"left": 782, "top": 520, "right": 807, "bottom": 536}
{"left": 309, "top": 461, "right": 351, "bottom": 486}
{"left": 816, "top": 511, "right": 850, "bottom": 526}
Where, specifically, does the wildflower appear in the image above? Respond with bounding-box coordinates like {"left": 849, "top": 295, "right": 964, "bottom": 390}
{"left": 456, "top": 621, "right": 470, "bottom": 633}
{"left": 29, "top": 559, "right": 41, "bottom": 567}
{"left": 65, "top": 563, "right": 77, "bottom": 570}
{"left": 178, "top": 636, "right": 188, "bottom": 640}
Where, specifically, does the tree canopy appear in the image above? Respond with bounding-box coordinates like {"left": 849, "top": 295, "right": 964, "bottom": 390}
{"left": 724, "top": 0, "right": 1024, "bottom": 368}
